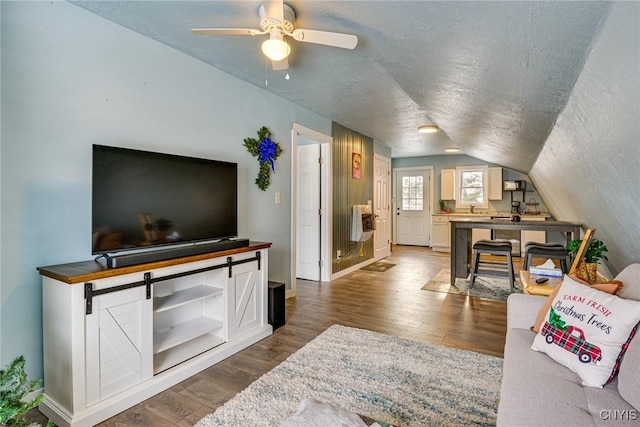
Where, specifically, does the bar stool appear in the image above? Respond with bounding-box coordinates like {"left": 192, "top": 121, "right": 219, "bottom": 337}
{"left": 470, "top": 239, "right": 515, "bottom": 292}
{"left": 523, "top": 242, "right": 571, "bottom": 273}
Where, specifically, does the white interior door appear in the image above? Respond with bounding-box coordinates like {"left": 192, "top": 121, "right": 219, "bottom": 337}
{"left": 395, "top": 169, "right": 430, "bottom": 246}
{"left": 374, "top": 154, "right": 391, "bottom": 260}
{"left": 296, "top": 143, "right": 321, "bottom": 280}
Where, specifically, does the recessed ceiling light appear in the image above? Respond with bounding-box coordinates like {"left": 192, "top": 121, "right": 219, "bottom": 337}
{"left": 445, "top": 147, "right": 460, "bottom": 153}
{"left": 418, "top": 125, "right": 439, "bottom": 134}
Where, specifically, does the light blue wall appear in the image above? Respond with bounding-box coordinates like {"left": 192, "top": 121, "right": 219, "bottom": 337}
{"left": 0, "top": 1, "right": 330, "bottom": 378}
{"left": 373, "top": 140, "right": 392, "bottom": 158}
{"left": 392, "top": 154, "right": 548, "bottom": 214}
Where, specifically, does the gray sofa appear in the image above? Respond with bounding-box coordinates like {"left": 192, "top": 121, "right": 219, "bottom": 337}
{"left": 497, "top": 263, "right": 640, "bottom": 426}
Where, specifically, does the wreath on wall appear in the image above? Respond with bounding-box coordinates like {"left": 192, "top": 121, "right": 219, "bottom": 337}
{"left": 243, "top": 126, "right": 282, "bottom": 191}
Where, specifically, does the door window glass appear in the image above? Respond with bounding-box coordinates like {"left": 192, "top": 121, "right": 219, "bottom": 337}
{"left": 401, "top": 176, "right": 424, "bottom": 211}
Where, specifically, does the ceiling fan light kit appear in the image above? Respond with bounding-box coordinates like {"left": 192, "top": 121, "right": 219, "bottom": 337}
{"left": 192, "top": 1, "right": 358, "bottom": 71}
{"left": 418, "top": 125, "right": 439, "bottom": 134}
{"left": 262, "top": 37, "right": 291, "bottom": 61}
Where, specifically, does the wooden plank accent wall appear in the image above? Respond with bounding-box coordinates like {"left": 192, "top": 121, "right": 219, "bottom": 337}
{"left": 332, "top": 122, "right": 374, "bottom": 274}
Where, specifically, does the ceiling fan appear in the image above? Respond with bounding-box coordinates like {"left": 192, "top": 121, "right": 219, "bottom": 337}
{"left": 192, "top": 0, "right": 358, "bottom": 71}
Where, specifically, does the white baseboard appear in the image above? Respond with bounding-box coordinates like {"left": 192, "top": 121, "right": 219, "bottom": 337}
{"left": 331, "top": 258, "right": 375, "bottom": 280}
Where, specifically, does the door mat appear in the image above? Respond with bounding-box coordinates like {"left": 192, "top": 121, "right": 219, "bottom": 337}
{"left": 360, "top": 262, "right": 396, "bottom": 272}
{"left": 421, "top": 268, "right": 521, "bottom": 301}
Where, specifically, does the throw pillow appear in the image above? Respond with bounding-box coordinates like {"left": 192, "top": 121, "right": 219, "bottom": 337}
{"left": 531, "top": 275, "right": 623, "bottom": 333}
{"left": 531, "top": 276, "right": 640, "bottom": 387}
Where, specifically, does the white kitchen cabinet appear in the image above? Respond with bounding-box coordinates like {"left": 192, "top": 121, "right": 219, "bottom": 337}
{"left": 521, "top": 216, "right": 547, "bottom": 254}
{"left": 488, "top": 167, "right": 503, "bottom": 200}
{"left": 431, "top": 215, "right": 450, "bottom": 251}
{"left": 472, "top": 225, "right": 492, "bottom": 245}
{"left": 455, "top": 216, "right": 492, "bottom": 246}
{"left": 441, "top": 169, "right": 456, "bottom": 200}
{"left": 38, "top": 243, "right": 272, "bottom": 427}
{"left": 431, "top": 215, "right": 491, "bottom": 252}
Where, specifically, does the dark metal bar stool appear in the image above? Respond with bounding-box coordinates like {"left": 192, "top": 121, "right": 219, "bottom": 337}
{"left": 523, "top": 242, "right": 571, "bottom": 273}
{"left": 470, "top": 239, "right": 515, "bottom": 292}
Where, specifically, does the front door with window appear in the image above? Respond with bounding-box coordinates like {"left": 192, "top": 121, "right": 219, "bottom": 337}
{"left": 395, "top": 169, "right": 430, "bottom": 246}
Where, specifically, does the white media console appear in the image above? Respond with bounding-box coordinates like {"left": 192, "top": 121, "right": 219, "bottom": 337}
{"left": 37, "top": 242, "right": 272, "bottom": 427}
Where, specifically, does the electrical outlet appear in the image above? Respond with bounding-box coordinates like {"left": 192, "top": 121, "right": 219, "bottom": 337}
{"left": 336, "top": 249, "right": 341, "bottom": 260}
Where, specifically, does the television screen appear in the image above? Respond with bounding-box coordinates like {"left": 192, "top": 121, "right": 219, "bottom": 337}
{"left": 92, "top": 145, "right": 237, "bottom": 254}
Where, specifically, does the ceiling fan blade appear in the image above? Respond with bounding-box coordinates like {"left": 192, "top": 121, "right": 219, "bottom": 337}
{"left": 291, "top": 29, "right": 358, "bottom": 49}
{"left": 192, "top": 28, "right": 263, "bottom": 36}
{"left": 272, "top": 58, "right": 289, "bottom": 71}
{"left": 262, "top": 0, "right": 285, "bottom": 23}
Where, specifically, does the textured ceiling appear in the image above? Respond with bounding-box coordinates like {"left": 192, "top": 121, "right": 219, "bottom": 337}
{"left": 70, "top": 1, "right": 611, "bottom": 172}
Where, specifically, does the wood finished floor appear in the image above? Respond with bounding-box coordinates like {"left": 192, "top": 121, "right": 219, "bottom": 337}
{"left": 30, "top": 245, "right": 520, "bottom": 426}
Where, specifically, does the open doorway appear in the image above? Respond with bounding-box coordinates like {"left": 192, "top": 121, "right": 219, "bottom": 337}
{"left": 290, "top": 124, "right": 332, "bottom": 297}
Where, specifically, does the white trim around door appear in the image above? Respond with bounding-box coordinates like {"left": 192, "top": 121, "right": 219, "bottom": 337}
{"left": 291, "top": 124, "right": 332, "bottom": 298}
{"left": 373, "top": 154, "right": 391, "bottom": 260}
{"left": 392, "top": 166, "right": 435, "bottom": 246}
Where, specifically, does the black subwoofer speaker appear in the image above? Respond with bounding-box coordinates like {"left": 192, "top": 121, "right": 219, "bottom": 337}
{"left": 267, "top": 281, "right": 285, "bottom": 330}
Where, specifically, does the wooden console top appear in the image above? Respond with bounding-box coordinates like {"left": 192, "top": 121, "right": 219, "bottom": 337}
{"left": 37, "top": 241, "right": 271, "bottom": 284}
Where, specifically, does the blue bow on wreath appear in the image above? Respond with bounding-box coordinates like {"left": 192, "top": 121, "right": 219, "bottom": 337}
{"left": 243, "top": 126, "right": 282, "bottom": 191}
{"left": 259, "top": 138, "right": 277, "bottom": 173}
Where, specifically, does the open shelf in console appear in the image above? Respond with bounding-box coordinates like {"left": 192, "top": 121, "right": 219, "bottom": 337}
{"left": 153, "top": 285, "right": 223, "bottom": 313}
{"left": 152, "top": 269, "right": 227, "bottom": 375}
{"left": 153, "top": 333, "right": 225, "bottom": 374}
{"left": 153, "top": 317, "right": 223, "bottom": 354}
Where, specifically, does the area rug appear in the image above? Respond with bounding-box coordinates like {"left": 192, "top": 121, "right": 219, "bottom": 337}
{"left": 195, "top": 325, "right": 503, "bottom": 427}
{"left": 360, "top": 261, "right": 396, "bottom": 272}
{"left": 421, "top": 268, "right": 521, "bottom": 301}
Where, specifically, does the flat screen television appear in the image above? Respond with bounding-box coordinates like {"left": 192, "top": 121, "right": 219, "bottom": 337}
{"left": 92, "top": 144, "right": 238, "bottom": 255}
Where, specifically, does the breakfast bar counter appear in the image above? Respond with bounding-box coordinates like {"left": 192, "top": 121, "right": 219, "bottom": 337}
{"left": 449, "top": 219, "right": 581, "bottom": 285}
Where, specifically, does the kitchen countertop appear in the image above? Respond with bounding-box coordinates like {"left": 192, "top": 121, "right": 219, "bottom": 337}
{"left": 433, "top": 211, "right": 550, "bottom": 217}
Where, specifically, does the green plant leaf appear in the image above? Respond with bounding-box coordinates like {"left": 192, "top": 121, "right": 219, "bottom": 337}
{"left": 0, "top": 356, "right": 47, "bottom": 427}
{"left": 566, "top": 238, "right": 608, "bottom": 264}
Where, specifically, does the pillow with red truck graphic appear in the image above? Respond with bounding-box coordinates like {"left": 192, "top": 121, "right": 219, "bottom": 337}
{"left": 531, "top": 275, "right": 640, "bottom": 387}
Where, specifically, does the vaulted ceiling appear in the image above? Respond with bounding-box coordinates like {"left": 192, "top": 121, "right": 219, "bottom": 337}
{"left": 71, "top": 1, "right": 611, "bottom": 172}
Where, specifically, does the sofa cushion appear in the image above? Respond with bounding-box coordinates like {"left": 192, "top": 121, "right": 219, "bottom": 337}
{"left": 531, "top": 274, "right": 623, "bottom": 333}
{"left": 584, "top": 376, "right": 640, "bottom": 425}
{"left": 499, "top": 328, "right": 612, "bottom": 426}
{"left": 615, "top": 263, "right": 640, "bottom": 301}
{"left": 612, "top": 264, "right": 640, "bottom": 410}
{"left": 531, "top": 276, "right": 640, "bottom": 387}
{"left": 499, "top": 326, "right": 639, "bottom": 426}
{"left": 618, "top": 330, "right": 640, "bottom": 410}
